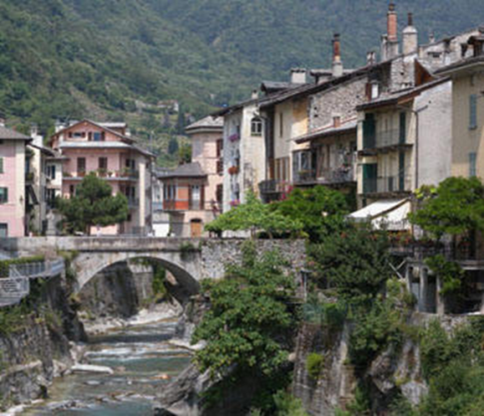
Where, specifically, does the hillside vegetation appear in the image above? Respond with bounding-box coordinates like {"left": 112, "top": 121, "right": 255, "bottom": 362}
{"left": 0, "top": 0, "right": 482, "bottom": 164}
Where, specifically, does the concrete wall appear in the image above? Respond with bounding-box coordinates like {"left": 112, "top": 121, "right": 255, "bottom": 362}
{"left": 416, "top": 80, "right": 452, "bottom": 187}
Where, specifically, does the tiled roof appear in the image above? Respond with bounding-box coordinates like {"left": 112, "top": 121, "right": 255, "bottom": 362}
{"left": 160, "top": 162, "right": 206, "bottom": 179}
{"left": 185, "top": 116, "right": 223, "bottom": 132}
{"left": 0, "top": 126, "right": 31, "bottom": 141}
{"left": 356, "top": 77, "right": 450, "bottom": 111}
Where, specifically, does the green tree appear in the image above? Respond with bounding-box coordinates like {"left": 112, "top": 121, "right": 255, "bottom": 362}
{"left": 192, "top": 242, "right": 299, "bottom": 412}
{"left": 58, "top": 173, "right": 128, "bottom": 235}
{"left": 409, "top": 177, "right": 484, "bottom": 240}
{"left": 271, "top": 186, "right": 349, "bottom": 242}
{"left": 205, "top": 191, "right": 303, "bottom": 238}
{"left": 178, "top": 143, "right": 192, "bottom": 165}
{"left": 309, "top": 223, "right": 392, "bottom": 304}
{"left": 168, "top": 137, "right": 179, "bottom": 155}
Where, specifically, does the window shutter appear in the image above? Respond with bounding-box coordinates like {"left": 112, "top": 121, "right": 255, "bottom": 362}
{"left": 399, "top": 112, "right": 407, "bottom": 144}
{"left": 470, "top": 94, "right": 478, "bottom": 129}
{"left": 0, "top": 158, "right": 3, "bottom": 174}
{"left": 469, "top": 152, "right": 477, "bottom": 177}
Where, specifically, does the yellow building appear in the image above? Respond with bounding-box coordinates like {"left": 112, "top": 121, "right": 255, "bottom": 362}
{"left": 438, "top": 48, "right": 484, "bottom": 179}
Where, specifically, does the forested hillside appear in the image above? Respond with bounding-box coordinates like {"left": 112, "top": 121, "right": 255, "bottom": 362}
{"left": 0, "top": 0, "right": 482, "bottom": 163}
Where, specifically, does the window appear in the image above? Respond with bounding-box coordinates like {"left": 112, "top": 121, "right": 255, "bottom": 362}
{"left": 72, "top": 132, "right": 86, "bottom": 139}
{"left": 77, "top": 158, "right": 86, "bottom": 174}
{"left": 0, "top": 224, "right": 8, "bottom": 238}
{"left": 0, "top": 157, "right": 3, "bottom": 174}
{"left": 69, "top": 185, "right": 75, "bottom": 196}
{"left": 191, "top": 185, "right": 202, "bottom": 209}
{"left": 99, "top": 157, "right": 108, "bottom": 171}
{"left": 93, "top": 132, "right": 105, "bottom": 142}
{"left": 251, "top": 117, "right": 263, "bottom": 136}
{"left": 46, "top": 165, "right": 56, "bottom": 180}
{"left": 470, "top": 94, "right": 478, "bottom": 130}
{"left": 0, "top": 187, "right": 8, "bottom": 203}
{"left": 216, "top": 184, "right": 223, "bottom": 205}
{"left": 125, "top": 159, "right": 136, "bottom": 170}
{"left": 216, "top": 139, "right": 223, "bottom": 158}
{"left": 279, "top": 113, "right": 284, "bottom": 138}
{"left": 469, "top": 152, "right": 477, "bottom": 177}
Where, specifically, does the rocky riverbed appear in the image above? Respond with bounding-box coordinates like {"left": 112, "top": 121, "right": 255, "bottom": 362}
{"left": 17, "top": 313, "right": 192, "bottom": 415}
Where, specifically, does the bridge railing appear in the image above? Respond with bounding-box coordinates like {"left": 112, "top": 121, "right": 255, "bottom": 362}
{"left": 0, "top": 258, "right": 65, "bottom": 308}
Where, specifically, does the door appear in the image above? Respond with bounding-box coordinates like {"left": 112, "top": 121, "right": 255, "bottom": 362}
{"left": 190, "top": 219, "right": 203, "bottom": 238}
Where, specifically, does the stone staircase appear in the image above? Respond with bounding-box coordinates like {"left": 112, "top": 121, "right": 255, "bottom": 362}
{"left": 0, "top": 259, "right": 65, "bottom": 307}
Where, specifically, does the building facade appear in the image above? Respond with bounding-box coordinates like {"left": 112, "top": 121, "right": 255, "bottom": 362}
{"left": 0, "top": 124, "right": 31, "bottom": 237}
{"left": 50, "top": 120, "right": 154, "bottom": 235}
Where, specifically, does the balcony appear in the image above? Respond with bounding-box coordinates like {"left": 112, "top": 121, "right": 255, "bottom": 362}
{"left": 361, "top": 128, "right": 412, "bottom": 155}
{"left": 63, "top": 169, "right": 139, "bottom": 181}
{"left": 259, "top": 180, "right": 292, "bottom": 203}
{"left": 163, "top": 200, "right": 204, "bottom": 212}
{"left": 363, "top": 175, "right": 412, "bottom": 195}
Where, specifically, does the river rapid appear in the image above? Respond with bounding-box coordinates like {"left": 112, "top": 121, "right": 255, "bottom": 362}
{"left": 22, "top": 319, "right": 191, "bottom": 415}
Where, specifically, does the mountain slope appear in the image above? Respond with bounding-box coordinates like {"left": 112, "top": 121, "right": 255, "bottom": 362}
{"left": 0, "top": 0, "right": 482, "bottom": 149}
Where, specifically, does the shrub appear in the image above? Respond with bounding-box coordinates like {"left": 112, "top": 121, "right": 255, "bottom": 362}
{"left": 0, "top": 255, "right": 45, "bottom": 277}
{"left": 306, "top": 353, "right": 324, "bottom": 380}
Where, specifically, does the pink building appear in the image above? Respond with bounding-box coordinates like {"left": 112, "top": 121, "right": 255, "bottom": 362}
{"left": 50, "top": 120, "right": 154, "bottom": 235}
{"left": 156, "top": 116, "right": 223, "bottom": 237}
{"left": 0, "top": 124, "right": 31, "bottom": 237}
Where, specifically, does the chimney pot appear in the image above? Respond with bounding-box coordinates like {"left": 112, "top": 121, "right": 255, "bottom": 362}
{"left": 332, "top": 34, "right": 344, "bottom": 78}
{"left": 408, "top": 12, "right": 413, "bottom": 27}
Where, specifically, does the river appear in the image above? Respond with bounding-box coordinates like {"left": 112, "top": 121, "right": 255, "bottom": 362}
{"left": 23, "top": 320, "right": 191, "bottom": 415}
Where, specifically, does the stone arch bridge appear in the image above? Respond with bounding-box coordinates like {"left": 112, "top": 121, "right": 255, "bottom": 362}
{"left": 0, "top": 238, "right": 306, "bottom": 298}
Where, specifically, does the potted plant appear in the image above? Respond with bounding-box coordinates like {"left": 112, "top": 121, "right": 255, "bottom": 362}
{"left": 228, "top": 166, "right": 239, "bottom": 175}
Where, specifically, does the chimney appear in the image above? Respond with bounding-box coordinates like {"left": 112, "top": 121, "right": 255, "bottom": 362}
{"left": 251, "top": 90, "right": 259, "bottom": 100}
{"left": 291, "top": 68, "right": 307, "bottom": 84}
{"left": 0, "top": 117, "right": 5, "bottom": 128}
{"left": 382, "top": 3, "right": 399, "bottom": 60}
{"left": 403, "top": 12, "right": 418, "bottom": 55}
{"left": 387, "top": 3, "right": 398, "bottom": 42}
{"left": 333, "top": 116, "right": 341, "bottom": 128}
{"left": 366, "top": 51, "right": 377, "bottom": 66}
{"left": 428, "top": 31, "right": 435, "bottom": 44}
{"left": 332, "top": 33, "right": 344, "bottom": 78}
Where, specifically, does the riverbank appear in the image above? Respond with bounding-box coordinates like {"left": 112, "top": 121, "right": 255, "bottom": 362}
{"left": 20, "top": 318, "right": 192, "bottom": 415}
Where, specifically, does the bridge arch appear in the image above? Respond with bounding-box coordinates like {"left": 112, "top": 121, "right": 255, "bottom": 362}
{"left": 71, "top": 250, "right": 202, "bottom": 301}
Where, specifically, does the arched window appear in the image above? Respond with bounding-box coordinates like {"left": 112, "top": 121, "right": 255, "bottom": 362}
{"left": 251, "top": 117, "right": 263, "bottom": 136}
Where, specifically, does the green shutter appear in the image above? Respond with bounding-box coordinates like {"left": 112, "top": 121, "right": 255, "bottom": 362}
{"left": 399, "top": 112, "right": 407, "bottom": 144}
{"left": 363, "top": 114, "right": 376, "bottom": 149}
{"left": 470, "top": 94, "right": 478, "bottom": 129}
{"left": 469, "top": 152, "right": 477, "bottom": 177}
{"left": 399, "top": 151, "right": 405, "bottom": 191}
{"left": 363, "top": 164, "right": 377, "bottom": 194}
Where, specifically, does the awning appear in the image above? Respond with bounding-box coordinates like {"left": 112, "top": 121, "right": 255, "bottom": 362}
{"left": 349, "top": 199, "right": 411, "bottom": 231}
